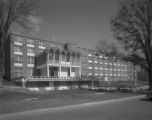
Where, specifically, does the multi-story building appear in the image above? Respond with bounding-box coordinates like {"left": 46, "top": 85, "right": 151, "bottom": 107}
{"left": 4, "top": 34, "right": 137, "bottom": 89}
{"left": 5, "top": 34, "right": 63, "bottom": 80}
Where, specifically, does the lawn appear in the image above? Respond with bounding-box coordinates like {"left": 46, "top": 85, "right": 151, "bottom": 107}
{"left": 0, "top": 87, "right": 140, "bottom": 114}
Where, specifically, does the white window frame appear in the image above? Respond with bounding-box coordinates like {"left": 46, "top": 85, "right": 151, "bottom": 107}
{"left": 14, "top": 36, "right": 23, "bottom": 46}
{"left": 14, "top": 55, "right": 22, "bottom": 64}
{"left": 14, "top": 46, "right": 21, "bottom": 52}
{"left": 27, "top": 57, "right": 34, "bottom": 64}
{"left": 27, "top": 39, "right": 34, "bottom": 47}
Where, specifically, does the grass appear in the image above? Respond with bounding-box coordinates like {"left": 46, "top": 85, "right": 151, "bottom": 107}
{"left": 0, "top": 87, "right": 140, "bottom": 115}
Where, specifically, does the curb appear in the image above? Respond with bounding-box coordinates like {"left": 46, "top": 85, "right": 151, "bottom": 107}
{"left": 0, "top": 95, "right": 145, "bottom": 118}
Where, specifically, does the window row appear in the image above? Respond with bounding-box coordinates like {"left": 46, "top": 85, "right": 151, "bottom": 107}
{"left": 14, "top": 56, "right": 35, "bottom": 64}
{"left": 14, "top": 46, "right": 44, "bottom": 54}
{"left": 87, "top": 73, "right": 129, "bottom": 77}
{"left": 14, "top": 37, "right": 62, "bottom": 50}
{"left": 14, "top": 67, "right": 33, "bottom": 77}
{"left": 87, "top": 60, "right": 127, "bottom": 67}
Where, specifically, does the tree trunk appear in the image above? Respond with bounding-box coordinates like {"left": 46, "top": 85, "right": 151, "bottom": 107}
{"left": 0, "top": 49, "right": 4, "bottom": 86}
{"left": 148, "top": 67, "right": 152, "bottom": 91}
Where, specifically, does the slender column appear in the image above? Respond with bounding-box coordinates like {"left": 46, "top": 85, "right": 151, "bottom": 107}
{"left": 47, "top": 51, "right": 49, "bottom": 63}
{"left": 70, "top": 67, "right": 71, "bottom": 77}
{"left": 47, "top": 66, "right": 49, "bottom": 77}
{"left": 59, "top": 66, "right": 61, "bottom": 78}
{"left": 79, "top": 54, "right": 81, "bottom": 77}
{"left": 59, "top": 52, "right": 61, "bottom": 64}
{"left": 92, "top": 52, "right": 95, "bottom": 76}
{"left": 79, "top": 67, "right": 81, "bottom": 77}
{"left": 47, "top": 52, "right": 50, "bottom": 77}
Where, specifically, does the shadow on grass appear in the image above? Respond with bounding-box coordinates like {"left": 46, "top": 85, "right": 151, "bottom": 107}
{"left": 139, "top": 97, "right": 152, "bottom": 102}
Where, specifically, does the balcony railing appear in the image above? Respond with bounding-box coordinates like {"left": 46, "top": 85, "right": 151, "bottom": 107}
{"left": 25, "top": 76, "right": 96, "bottom": 82}
{"left": 48, "top": 60, "right": 80, "bottom": 66}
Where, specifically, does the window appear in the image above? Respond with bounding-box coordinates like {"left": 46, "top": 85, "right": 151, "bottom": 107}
{"left": 55, "top": 51, "right": 60, "bottom": 61}
{"left": 27, "top": 48, "right": 34, "bottom": 53}
{"left": 105, "top": 68, "right": 108, "bottom": 70}
{"left": 14, "top": 36, "right": 23, "bottom": 46}
{"left": 95, "top": 73, "right": 98, "bottom": 76}
{"left": 76, "top": 55, "right": 80, "bottom": 63}
{"left": 38, "top": 41, "right": 46, "bottom": 49}
{"left": 49, "top": 50, "right": 54, "bottom": 60}
{"left": 14, "top": 67, "right": 23, "bottom": 77}
{"left": 104, "top": 56, "right": 108, "bottom": 59}
{"left": 100, "top": 73, "right": 103, "bottom": 76}
{"left": 27, "top": 57, "right": 34, "bottom": 64}
{"left": 99, "top": 55, "right": 103, "bottom": 58}
{"left": 71, "top": 68, "right": 76, "bottom": 72}
{"left": 27, "top": 39, "right": 34, "bottom": 45}
{"left": 95, "top": 67, "right": 98, "bottom": 69}
{"left": 27, "top": 39, "right": 34, "bottom": 47}
{"left": 95, "top": 53, "right": 99, "bottom": 57}
{"left": 88, "top": 60, "right": 92, "bottom": 63}
{"left": 88, "top": 54, "right": 92, "bottom": 57}
{"left": 14, "top": 46, "right": 21, "bottom": 52}
{"left": 27, "top": 68, "right": 33, "bottom": 76}
{"left": 100, "top": 67, "right": 103, "bottom": 70}
{"left": 71, "top": 55, "right": 75, "bottom": 62}
{"left": 88, "top": 73, "right": 92, "bottom": 76}
{"left": 39, "top": 41, "right": 45, "bottom": 46}
{"left": 14, "top": 55, "right": 22, "bottom": 63}
{"left": 89, "top": 66, "right": 92, "bottom": 69}
{"left": 94, "top": 61, "right": 98, "bottom": 63}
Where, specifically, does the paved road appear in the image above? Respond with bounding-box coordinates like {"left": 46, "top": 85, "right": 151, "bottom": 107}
{"left": 0, "top": 96, "right": 152, "bottom": 120}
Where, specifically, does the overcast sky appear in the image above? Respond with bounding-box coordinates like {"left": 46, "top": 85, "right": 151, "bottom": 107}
{"left": 15, "top": 0, "right": 120, "bottom": 49}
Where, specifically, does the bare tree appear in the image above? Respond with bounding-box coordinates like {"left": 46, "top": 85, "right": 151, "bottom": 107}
{"left": 111, "top": 0, "right": 152, "bottom": 91}
{"left": 96, "top": 39, "right": 122, "bottom": 57}
{"left": 0, "top": 0, "right": 37, "bottom": 84}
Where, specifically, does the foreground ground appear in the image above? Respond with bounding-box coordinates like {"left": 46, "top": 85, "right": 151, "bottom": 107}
{"left": 0, "top": 95, "right": 151, "bottom": 120}
{"left": 0, "top": 87, "right": 142, "bottom": 114}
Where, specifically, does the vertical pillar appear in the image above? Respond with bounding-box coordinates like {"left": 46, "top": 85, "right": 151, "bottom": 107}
{"left": 47, "top": 51, "right": 49, "bottom": 63}
{"left": 59, "top": 66, "right": 61, "bottom": 78}
{"left": 70, "top": 67, "right": 71, "bottom": 77}
{"left": 79, "top": 67, "right": 81, "bottom": 77}
{"left": 80, "top": 54, "right": 81, "bottom": 77}
{"left": 47, "top": 66, "right": 49, "bottom": 77}
{"left": 47, "top": 51, "right": 50, "bottom": 77}
{"left": 59, "top": 51, "right": 61, "bottom": 64}
{"left": 92, "top": 52, "right": 95, "bottom": 76}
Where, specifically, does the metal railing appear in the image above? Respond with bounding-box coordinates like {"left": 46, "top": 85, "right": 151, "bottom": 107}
{"left": 25, "top": 76, "right": 96, "bottom": 82}
{"left": 27, "top": 76, "right": 77, "bottom": 79}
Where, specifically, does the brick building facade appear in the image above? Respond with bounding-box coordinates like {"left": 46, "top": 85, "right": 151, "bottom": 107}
{"left": 4, "top": 34, "right": 137, "bottom": 89}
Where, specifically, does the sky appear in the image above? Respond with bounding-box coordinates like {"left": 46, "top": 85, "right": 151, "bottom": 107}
{"left": 14, "top": 0, "right": 120, "bottom": 49}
